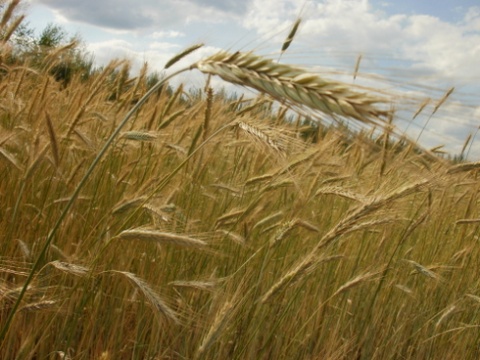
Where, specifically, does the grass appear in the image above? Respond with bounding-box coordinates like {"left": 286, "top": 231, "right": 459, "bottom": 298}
{"left": 1, "top": 7, "right": 480, "bottom": 360}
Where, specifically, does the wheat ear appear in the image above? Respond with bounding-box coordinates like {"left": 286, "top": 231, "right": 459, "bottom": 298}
{"left": 194, "top": 51, "right": 390, "bottom": 125}
{"left": 196, "top": 299, "right": 235, "bottom": 357}
{"left": 116, "top": 229, "right": 207, "bottom": 248}
{"left": 281, "top": 18, "right": 302, "bottom": 53}
{"left": 109, "top": 271, "right": 180, "bottom": 324}
{"left": 0, "top": 0, "right": 20, "bottom": 29}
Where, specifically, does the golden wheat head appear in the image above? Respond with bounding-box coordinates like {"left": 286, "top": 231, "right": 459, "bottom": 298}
{"left": 194, "top": 51, "right": 390, "bottom": 125}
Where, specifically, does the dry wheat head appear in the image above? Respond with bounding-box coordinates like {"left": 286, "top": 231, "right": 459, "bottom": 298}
{"left": 194, "top": 51, "right": 390, "bottom": 126}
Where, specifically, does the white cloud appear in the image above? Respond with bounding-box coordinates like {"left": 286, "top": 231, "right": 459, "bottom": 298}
{"left": 402, "top": 13, "right": 480, "bottom": 83}
{"left": 244, "top": 0, "right": 480, "bottom": 85}
{"left": 86, "top": 41, "right": 226, "bottom": 90}
{"left": 87, "top": 39, "right": 173, "bottom": 75}
{"left": 151, "top": 30, "right": 185, "bottom": 39}
{"left": 149, "top": 42, "right": 180, "bottom": 51}
{"left": 29, "top": 0, "right": 480, "bottom": 159}
{"left": 33, "top": 0, "right": 248, "bottom": 31}
{"left": 464, "top": 6, "right": 480, "bottom": 31}
{"left": 87, "top": 39, "right": 136, "bottom": 64}
{"left": 474, "top": 106, "right": 480, "bottom": 119}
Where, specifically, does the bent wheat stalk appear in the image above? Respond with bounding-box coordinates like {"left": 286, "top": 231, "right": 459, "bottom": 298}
{"left": 193, "top": 51, "right": 390, "bottom": 125}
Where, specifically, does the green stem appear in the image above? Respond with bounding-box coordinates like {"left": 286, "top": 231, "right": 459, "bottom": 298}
{"left": 0, "top": 67, "right": 190, "bottom": 343}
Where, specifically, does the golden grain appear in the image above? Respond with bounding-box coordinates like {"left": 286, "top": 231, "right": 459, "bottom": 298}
{"left": 194, "top": 51, "right": 390, "bottom": 125}
{"left": 116, "top": 229, "right": 207, "bottom": 248}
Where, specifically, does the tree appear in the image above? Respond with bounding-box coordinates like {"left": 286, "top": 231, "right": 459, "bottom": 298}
{"left": 37, "top": 23, "right": 67, "bottom": 48}
{"left": 33, "top": 23, "right": 92, "bottom": 84}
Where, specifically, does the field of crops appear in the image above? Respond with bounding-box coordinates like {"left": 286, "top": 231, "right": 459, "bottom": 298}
{"left": 1, "top": 2, "right": 480, "bottom": 359}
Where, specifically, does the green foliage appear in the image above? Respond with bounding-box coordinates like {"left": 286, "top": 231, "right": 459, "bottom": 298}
{"left": 37, "top": 22, "right": 66, "bottom": 48}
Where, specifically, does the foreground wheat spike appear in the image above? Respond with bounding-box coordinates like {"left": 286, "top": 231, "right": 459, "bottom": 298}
{"left": 194, "top": 51, "right": 390, "bottom": 125}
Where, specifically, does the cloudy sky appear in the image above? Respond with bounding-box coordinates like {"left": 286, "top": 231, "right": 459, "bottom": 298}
{"left": 22, "top": 0, "right": 480, "bottom": 158}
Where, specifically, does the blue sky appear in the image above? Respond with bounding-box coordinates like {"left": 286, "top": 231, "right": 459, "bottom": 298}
{"left": 21, "top": 0, "right": 480, "bottom": 158}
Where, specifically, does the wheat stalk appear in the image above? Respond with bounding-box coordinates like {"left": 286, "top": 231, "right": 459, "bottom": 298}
{"left": 164, "top": 43, "right": 204, "bottom": 69}
{"left": 109, "top": 270, "right": 179, "bottom": 324}
{"left": 19, "top": 300, "right": 58, "bottom": 313}
{"left": 252, "top": 211, "right": 283, "bottom": 230}
{"left": 48, "top": 261, "right": 89, "bottom": 277}
{"left": 315, "top": 186, "right": 366, "bottom": 203}
{"left": 121, "top": 131, "right": 158, "bottom": 142}
{"left": 215, "top": 208, "right": 245, "bottom": 227}
{"left": 237, "top": 121, "right": 285, "bottom": 154}
{"left": 412, "top": 97, "right": 431, "bottom": 120}
{"left": 261, "top": 254, "right": 343, "bottom": 303}
{"left": 116, "top": 229, "right": 207, "bottom": 248}
{"left": 353, "top": 54, "right": 362, "bottom": 80}
{"left": 203, "top": 87, "right": 213, "bottom": 141}
{"left": 270, "top": 219, "right": 298, "bottom": 246}
{"left": 112, "top": 196, "right": 148, "bottom": 215}
{"left": 196, "top": 300, "right": 234, "bottom": 357}
{"left": 44, "top": 111, "right": 59, "bottom": 167}
{"left": 447, "top": 161, "right": 480, "bottom": 174}
{"left": 0, "top": 146, "right": 22, "bottom": 171}
{"left": 194, "top": 51, "right": 390, "bottom": 125}
{"left": 1, "top": 14, "right": 24, "bottom": 43}
{"left": 466, "top": 294, "right": 480, "bottom": 303}
{"left": 0, "top": 0, "right": 20, "bottom": 30}
{"left": 169, "top": 280, "right": 218, "bottom": 292}
{"left": 331, "top": 270, "right": 382, "bottom": 298}
{"left": 217, "top": 229, "right": 246, "bottom": 246}
{"left": 435, "top": 304, "right": 457, "bottom": 328}
{"left": 245, "top": 173, "right": 274, "bottom": 186}
{"left": 404, "top": 259, "right": 443, "bottom": 281}
{"left": 281, "top": 18, "right": 302, "bottom": 53}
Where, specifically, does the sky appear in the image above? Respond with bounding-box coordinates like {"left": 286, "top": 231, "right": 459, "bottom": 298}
{"left": 19, "top": 0, "right": 480, "bottom": 159}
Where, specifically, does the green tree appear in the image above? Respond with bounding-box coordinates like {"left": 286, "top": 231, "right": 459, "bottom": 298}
{"left": 37, "top": 22, "right": 67, "bottom": 48}
{"left": 33, "top": 23, "right": 94, "bottom": 85}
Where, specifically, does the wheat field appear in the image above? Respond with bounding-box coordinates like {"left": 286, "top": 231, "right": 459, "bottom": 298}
{"left": 1, "top": 3, "right": 480, "bottom": 360}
